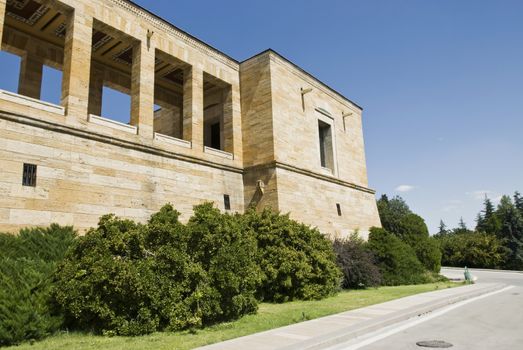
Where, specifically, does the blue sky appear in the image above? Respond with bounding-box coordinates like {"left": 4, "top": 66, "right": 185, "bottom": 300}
{"left": 1, "top": 1, "right": 522, "bottom": 232}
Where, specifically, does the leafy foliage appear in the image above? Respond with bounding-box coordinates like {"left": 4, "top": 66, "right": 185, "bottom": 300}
{"left": 367, "top": 228, "right": 429, "bottom": 285}
{"left": 333, "top": 233, "right": 381, "bottom": 289}
{"left": 0, "top": 225, "right": 76, "bottom": 346}
{"left": 51, "top": 204, "right": 262, "bottom": 336}
{"left": 185, "top": 203, "right": 261, "bottom": 323}
{"left": 377, "top": 196, "right": 441, "bottom": 272}
{"left": 243, "top": 208, "right": 341, "bottom": 302}
{"left": 436, "top": 231, "right": 507, "bottom": 268}
{"left": 436, "top": 191, "right": 523, "bottom": 270}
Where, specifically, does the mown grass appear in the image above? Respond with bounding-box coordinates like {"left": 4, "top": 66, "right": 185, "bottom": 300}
{"left": 8, "top": 282, "right": 458, "bottom": 350}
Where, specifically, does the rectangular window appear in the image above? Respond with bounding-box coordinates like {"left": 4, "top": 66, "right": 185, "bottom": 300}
{"left": 336, "top": 203, "right": 342, "bottom": 216}
{"left": 223, "top": 194, "right": 231, "bottom": 210}
{"left": 22, "top": 163, "right": 37, "bottom": 187}
{"left": 318, "top": 120, "right": 333, "bottom": 170}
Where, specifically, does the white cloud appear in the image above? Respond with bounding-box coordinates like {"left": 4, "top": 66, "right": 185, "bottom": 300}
{"left": 395, "top": 185, "right": 415, "bottom": 193}
{"left": 441, "top": 199, "right": 463, "bottom": 212}
{"left": 467, "top": 190, "right": 492, "bottom": 200}
{"left": 442, "top": 205, "right": 459, "bottom": 212}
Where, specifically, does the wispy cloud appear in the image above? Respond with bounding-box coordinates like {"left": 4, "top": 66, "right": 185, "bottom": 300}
{"left": 395, "top": 185, "right": 416, "bottom": 193}
{"left": 442, "top": 205, "right": 459, "bottom": 212}
{"left": 467, "top": 190, "right": 492, "bottom": 200}
{"left": 441, "top": 199, "right": 463, "bottom": 212}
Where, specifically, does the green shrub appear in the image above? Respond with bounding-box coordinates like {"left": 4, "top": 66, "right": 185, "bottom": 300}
{"left": 436, "top": 231, "right": 508, "bottom": 268}
{"left": 243, "top": 208, "right": 341, "bottom": 302}
{"left": 186, "top": 203, "right": 262, "bottom": 323}
{"left": 413, "top": 237, "right": 442, "bottom": 273}
{"left": 51, "top": 203, "right": 262, "bottom": 336}
{"left": 377, "top": 196, "right": 442, "bottom": 273}
{"left": 367, "top": 227, "right": 428, "bottom": 285}
{"left": 0, "top": 225, "right": 76, "bottom": 346}
{"left": 51, "top": 210, "right": 208, "bottom": 336}
{"left": 333, "top": 233, "right": 381, "bottom": 289}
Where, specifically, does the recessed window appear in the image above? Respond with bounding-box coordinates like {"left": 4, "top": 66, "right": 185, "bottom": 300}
{"left": 318, "top": 120, "right": 334, "bottom": 170}
{"left": 223, "top": 194, "right": 231, "bottom": 210}
{"left": 336, "top": 203, "right": 342, "bottom": 216}
{"left": 22, "top": 163, "right": 37, "bottom": 187}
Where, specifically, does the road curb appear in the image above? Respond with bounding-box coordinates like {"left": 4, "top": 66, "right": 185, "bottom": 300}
{"left": 443, "top": 266, "right": 523, "bottom": 274}
{"left": 280, "top": 283, "right": 506, "bottom": 350}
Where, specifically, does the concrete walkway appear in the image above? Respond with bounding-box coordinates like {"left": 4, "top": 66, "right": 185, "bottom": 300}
{"left": 196, "top": 283, "right": 505, "bottom": 350}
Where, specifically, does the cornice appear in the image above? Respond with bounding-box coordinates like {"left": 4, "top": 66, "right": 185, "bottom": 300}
{"left": 113, "top": 0, "right": 239, "bottom": 70}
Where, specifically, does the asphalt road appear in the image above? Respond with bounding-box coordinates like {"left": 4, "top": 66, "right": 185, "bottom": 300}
{"left": 330, "top": 268, "right": 523, "bottom": 350}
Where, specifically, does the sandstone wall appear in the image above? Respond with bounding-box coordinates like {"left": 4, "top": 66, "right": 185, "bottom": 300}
{"left": 0, "top": 114, "right": 243, "bottom": 233}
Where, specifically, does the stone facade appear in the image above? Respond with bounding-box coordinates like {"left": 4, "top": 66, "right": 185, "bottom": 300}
{"left": 0, "top": 0, "right": 380, "bottom": 236}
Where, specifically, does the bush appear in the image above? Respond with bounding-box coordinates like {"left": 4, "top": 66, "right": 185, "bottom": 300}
{"left": 396, "top": 214, "right": 441, "bottom": 273}
{"left": 333, "top": 233, "right": 381, "bottom": 289}
{"left": 243, "top": 208, "right": 341, "bottom": 302}
{"left": 377, "top": 196, "right": 442, "bottom": 273}
{"left": 186, "top": 203, "right": 262, "bottom": 323}
{"left": 367, "top": 227, "right": 429, "bottom": 285}
{"left": 51, "top": 211, "right": 209, "bottom": 335}
{"left": 51, "top": 203, "right": 262, "bottom": 336}
{"left": 0, "top": 225, "right": 76, "bottom": 346}
{"left": 436, "top": 231, "right": 508, "bottom": 269}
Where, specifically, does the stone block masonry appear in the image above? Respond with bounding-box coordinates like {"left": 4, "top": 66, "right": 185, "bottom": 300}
{"left": 0, "top": 0, "right": 380, "bottom": 236}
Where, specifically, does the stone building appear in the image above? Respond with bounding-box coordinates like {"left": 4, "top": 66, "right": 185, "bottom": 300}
{"left": 0, "top": 0, "right": 381, "bottom": 236}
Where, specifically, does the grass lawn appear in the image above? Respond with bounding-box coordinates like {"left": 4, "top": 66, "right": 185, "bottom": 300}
{"left": 9, "top": 282, "right": 458, "bottom": 350}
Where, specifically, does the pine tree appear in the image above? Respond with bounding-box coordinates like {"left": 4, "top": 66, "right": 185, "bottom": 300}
{"left": 477, "top": 196, "right": 501, "bottom": 235}
{"left": 514, "top": 191, "right": 523, "bottom": 214}
{"left": 438, "top": 220, "right": 448, "bottom": 235}
{"left": 496, "top": 195, "right": 523, "bottom": 270}
{"left": 453, "top": 217, "right": 470, "bottom": 234}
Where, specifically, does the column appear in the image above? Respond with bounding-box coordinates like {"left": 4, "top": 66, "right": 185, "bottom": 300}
{"left": 0, "top": 0, "right": 6, "bottom": 45}
{"left": 222, "top": 84, "right": 242, "bottom": 160}
{"left": 88, "top": 63, "right": 104, "bottom": 116}
{"left": 61, "top": 10, "right": 93, "bottom": 119}
{"left": 130, "top": 40, "right": 155, "bottom": 138}
{"left": 182, "top": 66, "right": 203, "bottom": 147}
{"left": 18, "top": 55, "right": 43, "bottom": 99}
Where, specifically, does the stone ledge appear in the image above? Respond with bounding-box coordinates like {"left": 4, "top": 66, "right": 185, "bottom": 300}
{"left": 88, "top": 114, "right": 138, "bottom": 134}
{"left": 154, "top": 132, "right": 192, "bottom": 149}
{"left": 204, "top": 146, "right": 234, "bottom": 160}
{"left": 0, "top": 111, "right": 243, "bottom": 174}
{"left": 245, "top": 161, "right": 376, "bottom": 194}
{"left": 0, "top": 89, "right": 65, "bottom": 115}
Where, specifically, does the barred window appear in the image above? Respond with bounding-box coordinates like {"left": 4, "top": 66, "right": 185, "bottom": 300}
{"left": 22, "top": 163, "right": 37, "bottom": 187}
{"left": 224, "top": 194, "right": 231, "bottom": 210}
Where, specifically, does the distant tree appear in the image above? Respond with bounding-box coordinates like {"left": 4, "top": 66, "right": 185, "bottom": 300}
{"left": 376, "top": 195, "right": 411, "bottom": 235}
{"left": 496, "top": 196, "right": 523, "bottom": 270}
{"left": 438, "top": 220, "right": 448, "bottom": 236}
{"left": 457, "top": 217, "right": 468, "bottom": 231}
{"left": 376, "top": 195, "right": 441, "bottom": 272}
{"left": 514, "top": 191, "right": 523, "bottom": 214}
{"left": 477, "top": 196, "right": 501, "bottom": 235}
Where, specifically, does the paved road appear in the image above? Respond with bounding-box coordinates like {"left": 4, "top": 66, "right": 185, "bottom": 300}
{"left": 328, "top": 268, "right": 523, "bottom": 350}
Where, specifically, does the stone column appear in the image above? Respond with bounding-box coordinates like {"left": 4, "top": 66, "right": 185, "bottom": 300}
{"left": 18, "top": 55, "right": 43, "bottom": 99}
{"left": 61, "top": 10, "right": 93, "bottom": 120}
{"left": 182, "top": 66, "right": 203, "bottom": 147}
{"left": 222, "top": 84, "right": 242, "bottom": 159}
{"left": 88, "top": 63, "right": 104, "bottom": 116}
{"left": 0, "top": 0, "right": 6, "bottom": 45}
{"left": 130, "top": 40, "right": 155, "bottom": 138}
